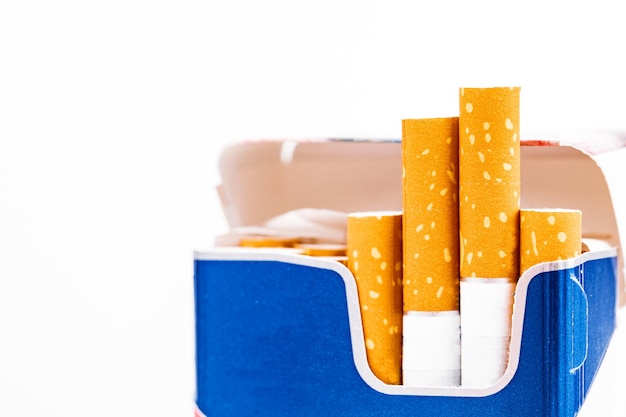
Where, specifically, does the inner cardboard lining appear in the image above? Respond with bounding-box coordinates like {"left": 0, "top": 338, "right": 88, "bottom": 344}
{"left": 216, "top": 139, "right": 623, "bottom": 304}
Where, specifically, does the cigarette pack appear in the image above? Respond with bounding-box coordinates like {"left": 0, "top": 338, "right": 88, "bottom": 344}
{"left": 195, "top": 134, "right": 626, "bottom": 416}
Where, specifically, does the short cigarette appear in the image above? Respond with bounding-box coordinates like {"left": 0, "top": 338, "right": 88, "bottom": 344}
{"left": 238, "top": 236, "right": 300, "bottom": 248}
{"left": 520, "top": 209, "right": 582, "bottom": 274}
{"left": 347, "top": 212, "right": 403, "bottom": 385}
{"left": 294, "top": 243, "right": 347, "bottom": 257}
{"left": 401, "top": 117, "right": 461, "bottom": 386}
{"left": 458, "top": 86, "right": 521, "bottom": 387}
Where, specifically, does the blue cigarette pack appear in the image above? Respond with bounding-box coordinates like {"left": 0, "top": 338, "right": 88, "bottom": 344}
{"left": 194, "top": 134, "right": 626, "bottom": 416}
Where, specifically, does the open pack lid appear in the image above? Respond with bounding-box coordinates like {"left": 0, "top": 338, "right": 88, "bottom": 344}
{"left": 215, "top": 133, "right": 626, "bottom": 304}
{"left": 216, "top": 139, "right": 402, "bottom": 228}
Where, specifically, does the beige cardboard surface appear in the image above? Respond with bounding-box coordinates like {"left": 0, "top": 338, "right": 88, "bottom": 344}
{"left": 216, "top": 136, "right": 626, "bottom": 304}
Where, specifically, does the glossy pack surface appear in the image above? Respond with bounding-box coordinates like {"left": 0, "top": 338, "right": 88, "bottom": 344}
{"left": 194, "top": 250, "right": 617, "bottom": 417}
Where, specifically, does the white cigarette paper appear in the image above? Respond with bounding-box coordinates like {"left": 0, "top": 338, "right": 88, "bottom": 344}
{"left": 403, "top": 311, "right": 461, "bottom": 386}
{"left": 460, "top": 278, "right": 515, "bottom": 387}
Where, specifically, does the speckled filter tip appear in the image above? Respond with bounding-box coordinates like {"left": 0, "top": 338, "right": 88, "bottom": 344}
{"left": 520, "top": 208, "right": 582, "bottom": 274}
{"left": 347, "top": 211, "right": 403, "bottom": 385}
{"left": 402, "top": 117, "right": 460, "bottom": 312}
{"left": 459, "top": 87, "right": 521, "bottom": 280}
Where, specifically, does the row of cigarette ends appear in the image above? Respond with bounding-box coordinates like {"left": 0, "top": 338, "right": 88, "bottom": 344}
{"left": 236, "top": 87, "right": 584, "bottom": 389}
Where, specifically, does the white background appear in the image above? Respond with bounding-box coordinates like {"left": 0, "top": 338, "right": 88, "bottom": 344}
{"left": 1, "top": 1, "right": 625, "bottom": 416}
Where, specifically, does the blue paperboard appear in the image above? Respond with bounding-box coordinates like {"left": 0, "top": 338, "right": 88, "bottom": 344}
{"left": 194, "top": 248, "right": 617, "bottom": 417}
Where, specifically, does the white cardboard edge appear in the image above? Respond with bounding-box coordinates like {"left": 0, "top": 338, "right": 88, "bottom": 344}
{"left": 194, "top": 246, "right": 619, "bottom": 397}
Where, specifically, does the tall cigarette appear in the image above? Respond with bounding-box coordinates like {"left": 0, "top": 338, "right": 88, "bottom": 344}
{"left": 520, "top": 209, "right": 582, "bottom": 274}
{"left": 347, "top": 212, "right": 403, "bottom": 385}
{"left": 459, "top": 86, "right": 521, "bottom": 387}
{"left": 401, "top": 118, "right": 461, "bottom": 387}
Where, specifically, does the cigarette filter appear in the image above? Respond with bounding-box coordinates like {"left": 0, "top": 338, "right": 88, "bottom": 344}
{"left": 402, "top": 117, "right": 461, "bottom": 387}
{"left": 294, "top": 243, "right": 347, "bottom": 257}
{"left": 520, "top": 209, "right": 582, "bottom": 274}
{"left": 459, "top": 87, "right": 521, "bottom": 280}
{"left": 458, "top": 86, "right": 521, "bottom": 388}
{"left": 402, "top": 117, "right": 460, "bottom": 312}
{"left": 347, "top": 212, "right": 403, "bottom": 385}
{"left": 239, "top": 236, "right": 300, "bottom": 248}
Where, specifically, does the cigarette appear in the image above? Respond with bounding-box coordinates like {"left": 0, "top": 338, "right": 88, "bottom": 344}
{"left": 238, "top": 236, "right": 300, "bottom": 248}
{"left": 401, "top": 117, "right": 461, "bottom": 386}
{"left": 347, "top": 211, "right": 403, "bottom": 385}
{"left": 293, "top": 243, "right": 347, "bottom": 257}
{"left": 458, "top": 86, "right": 521, "bottom": 387}
{"left": 520, "top": 209, "right": 582, "bottom": 274}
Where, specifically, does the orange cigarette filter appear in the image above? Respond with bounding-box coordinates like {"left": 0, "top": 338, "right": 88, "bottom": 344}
{"left": 459, "top": 87, "right": 521, "bottom": 280}
{"left": 402, "top": 118, "right": 460, "bottom": 312}
{"left": 239, "top": 236, "right": 300, "bottom": 248}
{"left": 520, "top": 209, "right": 582, "bottom": 274}
{"left": 347, "top": 212, "right": 403, "bottom": 385}
{"left": 294, "top": 243, "right": 347, "bottom": 257}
